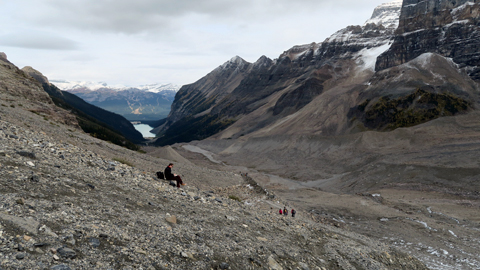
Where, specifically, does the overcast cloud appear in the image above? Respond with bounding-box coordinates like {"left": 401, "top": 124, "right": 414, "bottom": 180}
{"left": 0, "top": 0, "right": 392, "bottom": 86}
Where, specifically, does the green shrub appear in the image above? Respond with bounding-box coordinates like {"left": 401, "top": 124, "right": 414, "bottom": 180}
{"left": 229, "top": 195, "right": 242, "bottom": 202}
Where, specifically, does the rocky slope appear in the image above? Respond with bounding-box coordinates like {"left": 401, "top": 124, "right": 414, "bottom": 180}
{"left": 0, "top": 55, "right": 77, "bottom": 128}
{"left": 0, "top": 75, "right": 429, "bottom": 269}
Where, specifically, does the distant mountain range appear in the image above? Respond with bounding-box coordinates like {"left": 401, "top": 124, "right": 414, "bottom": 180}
{"left": 52, "top": 80, "right": 180, "bottom": 121}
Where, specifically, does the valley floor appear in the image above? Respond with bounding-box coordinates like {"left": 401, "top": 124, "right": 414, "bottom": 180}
{"left": 171, "top": 144, "right": 480, "bottom": 270}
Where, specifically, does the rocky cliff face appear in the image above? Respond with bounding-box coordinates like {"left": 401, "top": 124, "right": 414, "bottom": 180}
{"left": 376, "top": 0, "right": 480, "bottom": 80}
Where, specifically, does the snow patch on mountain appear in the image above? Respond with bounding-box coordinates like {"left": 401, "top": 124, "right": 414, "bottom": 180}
{"left": 452, "top": 1, "right": 476, "bottom": 17}
{"left": 355, "top": 42, "right": 393, "bottom": 71}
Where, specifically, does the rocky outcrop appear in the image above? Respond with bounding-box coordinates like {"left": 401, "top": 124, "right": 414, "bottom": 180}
{"left": 376, "top": 0, "right": 480, "bottom": 80}
{"left": 0, "top": 56, "right": 53, "bottom": 106}
{"left": 22, "top": 66, "right": 50, "bottom": 85}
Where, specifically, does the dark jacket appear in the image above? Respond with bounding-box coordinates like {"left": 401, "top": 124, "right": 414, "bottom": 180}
{"left": 164, "top": 166, "right": 174, "bottom": 180}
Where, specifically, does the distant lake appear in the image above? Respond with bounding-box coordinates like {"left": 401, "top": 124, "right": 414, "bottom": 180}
{"left": 133, "top": 124, "right": 156, "bottom": 138}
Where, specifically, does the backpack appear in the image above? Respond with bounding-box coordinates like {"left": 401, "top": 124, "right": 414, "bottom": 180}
{"left": 156, "top": 171, "right": 165, "bottom": 180}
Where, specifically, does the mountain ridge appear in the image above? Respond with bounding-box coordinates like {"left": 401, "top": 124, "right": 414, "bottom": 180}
{"left": 153, "top": 0, "right": 403, "bottom": 145}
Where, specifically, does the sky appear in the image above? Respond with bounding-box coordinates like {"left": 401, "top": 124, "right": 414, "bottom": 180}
{"left": 0, "top": 0, "right": 395, "bottom": 87}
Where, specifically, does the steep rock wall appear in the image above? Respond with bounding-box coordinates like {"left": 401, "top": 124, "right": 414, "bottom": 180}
{"left": 376, "top": 0, "right": 480, "bottom": 80}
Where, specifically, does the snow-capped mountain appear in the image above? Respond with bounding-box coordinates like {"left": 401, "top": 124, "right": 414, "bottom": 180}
{"left": 156, "top": 0, "right": 403, "bottom": 143}
{"left": 50, "top": 80, "right": 179, "bottom": 121}
{"left": 364, "top": 0, "right": 402, "bottom": 27}
{"left": 278, "top": 0, "right": 401, "bottom": 71}
{"left": 50, "top": 80, "right": 180, "bottom": 93}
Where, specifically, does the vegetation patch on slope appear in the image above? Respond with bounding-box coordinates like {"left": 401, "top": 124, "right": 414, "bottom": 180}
{"left": 351, "top": 89, "right": 471, "bottom": 130}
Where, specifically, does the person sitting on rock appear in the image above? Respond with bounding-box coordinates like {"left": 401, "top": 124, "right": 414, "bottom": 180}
{"left": 279, "top": 208, "right": 283, "bottom": 215}
{"left": 291, "top": 209, "right": 296, "bottom": 218}
{"left": 164, "top": 163, "right": 186, "bottom": 188}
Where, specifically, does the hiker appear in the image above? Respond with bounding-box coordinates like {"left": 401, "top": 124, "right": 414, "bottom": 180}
{"left": 164, "top": 163, "right": 186, "bottom": 188}
{"left": 279, "top": 209, "right": 283, "bottom": 215}
{"left": 291, "top": 209, "right": 296, "bottom": 218}
{"left": 283, "top": 207, "right": 288, "bottom": 216}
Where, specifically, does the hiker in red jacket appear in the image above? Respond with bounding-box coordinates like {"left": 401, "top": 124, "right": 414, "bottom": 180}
{"left": 164, "top": 163, "right": 186, "bottom": 188}
{"left": 279, "top": 209, "right": 283, "bottom": 215}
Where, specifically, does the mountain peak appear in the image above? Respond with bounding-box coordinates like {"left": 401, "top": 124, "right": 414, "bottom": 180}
{"left": 230, "top": 55, "right": 245, "bottom": 63}
{"left": 364, "top": 0, "right": 402, "bottom": 28}
{"left": 253, "top": 55, "right": 273, "bottom": 68}
{"left": 0, "top": 52, "right": 7, "bottom": 60}
{"left": 219, "top": 55, "right": 249, "bottom": 69}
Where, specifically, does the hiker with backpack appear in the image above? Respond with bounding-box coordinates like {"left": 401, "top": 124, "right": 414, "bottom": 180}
{"left": 164, "top": 163, "right": 186, "bottom": 188}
